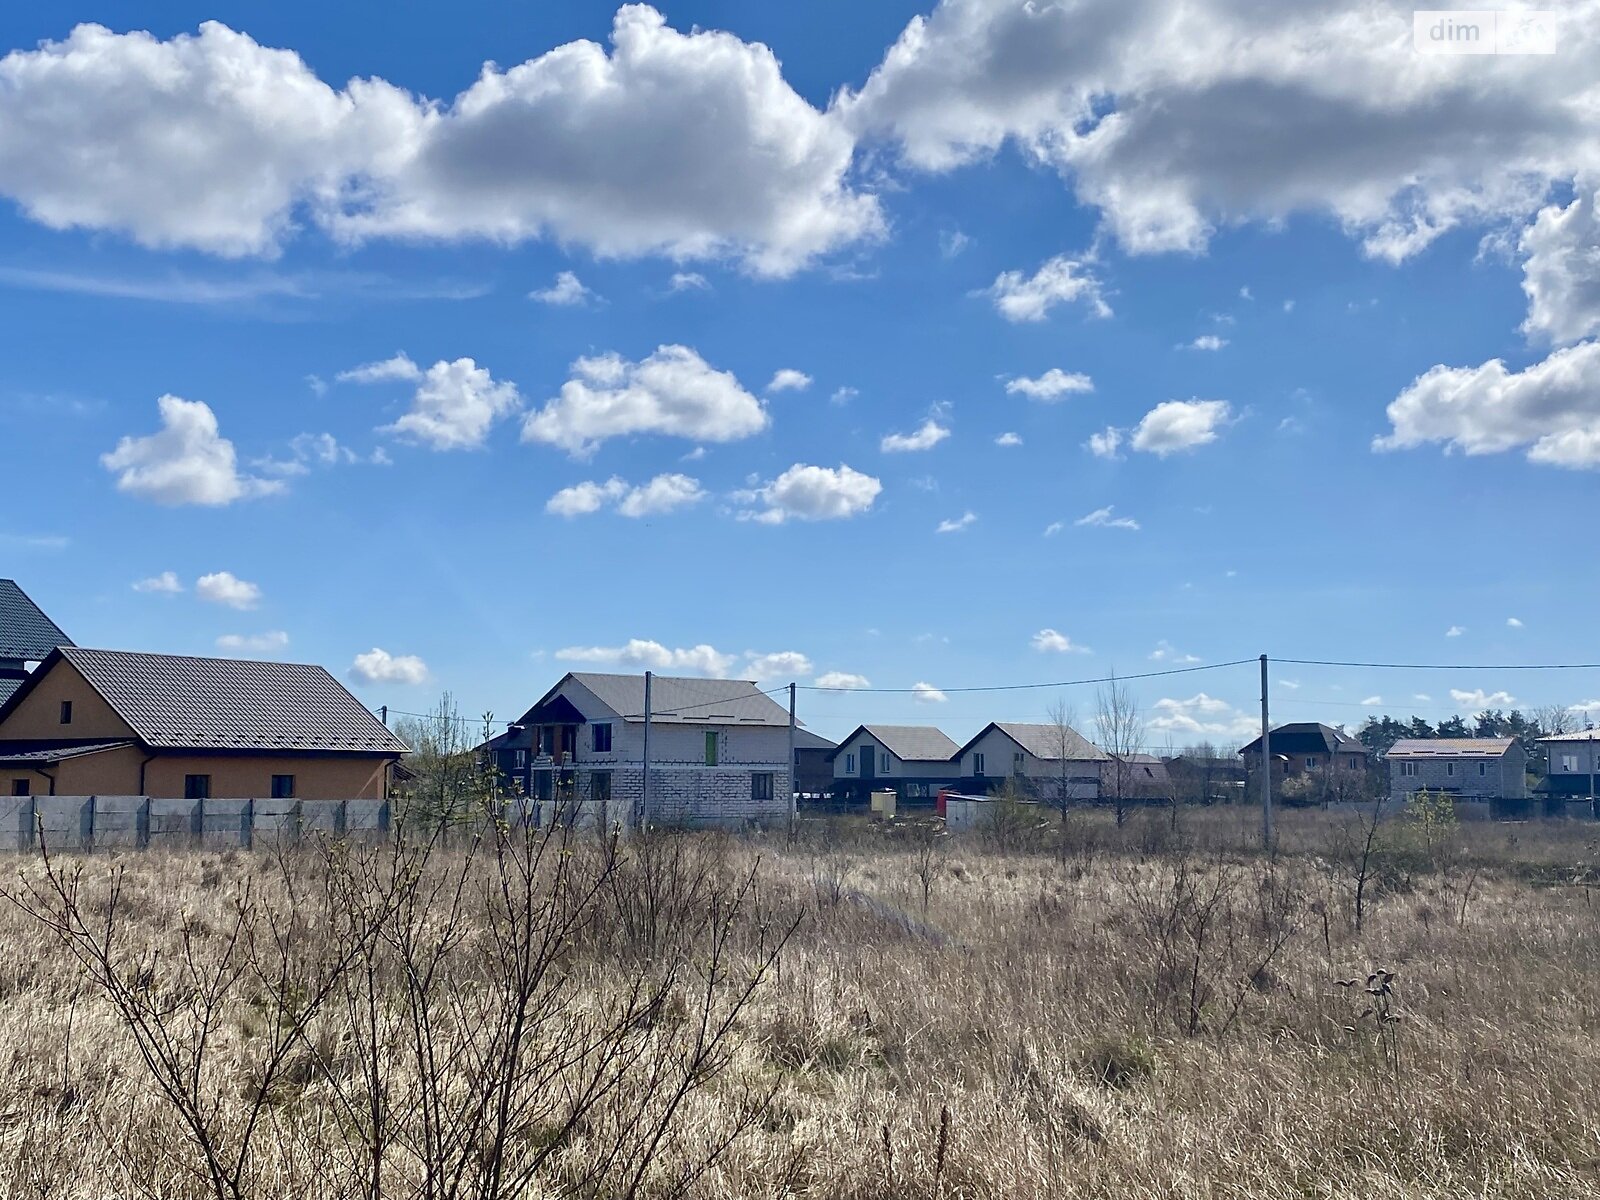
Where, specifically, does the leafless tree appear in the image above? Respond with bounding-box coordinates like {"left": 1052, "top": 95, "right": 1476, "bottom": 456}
{"left": 1045, "top": 698, "right": 1086, "bottom": 855}
{"left": 1095, "top": 674, "right": 1147, "bottom": 828}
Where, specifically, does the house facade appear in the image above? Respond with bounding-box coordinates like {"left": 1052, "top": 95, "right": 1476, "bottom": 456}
{"left": 792, "top": 728, "right": 837, "bottom": 796}
{"left": 1386, "top": 737, "right": 1527, "bottom": 802}
{"left": 1534, "top": 731, "right": 1600, "bottom": 802}
{"left": 511, "top": 672, "right": 793, "bottom": 826}
{"left": 950, "top": 721, "right": 1106, "bottom": 801}
{"left": 829, "top": 725, "right": 962, "bottom": 803}
{"left": 0, "top": 647, "right": 406, "bottom": 800}
{"left": 1239, "top": 723, "right": 1370, "bottom": 777}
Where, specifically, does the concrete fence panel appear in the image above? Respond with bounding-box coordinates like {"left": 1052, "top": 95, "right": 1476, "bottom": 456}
{"left": 36, "top": 797, "right": 94, "bottom": 850}
{"left": 199, "top": 799, "right": 253, "bottom": 848}
{"left": 149, "top": 798, "right": 202, "bottom": 844}
{"left": 92, "top": 796, "right": 148, "bottom": 849}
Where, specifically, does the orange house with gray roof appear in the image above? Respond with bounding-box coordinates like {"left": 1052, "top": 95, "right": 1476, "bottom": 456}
{"left": 0, "top": 646, "right": 407, "bottom": 800}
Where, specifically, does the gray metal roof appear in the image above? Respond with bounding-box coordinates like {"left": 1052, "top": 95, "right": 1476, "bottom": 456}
{"left": 990, "top": 722, "right": 1108, "bottom": 762}
{"left": 793, "top": 727, "right": 836, "bottom": 750}
{"left": 1387, "top": 737, "right": 1516, "bottom": 759}
{"left": 0, "top": 580, "right": 73, "bottom": 661}
{"left": 0, "top": 677, "right": 20, "bottom": 708}
{"left": 53, "top": 647, "right": 408, "bottom": 753}
{"left": 854, "top": 724, "right": 960, "bottom": 762}
{"left": 564, "top": 672, "right": 793, "bottom": 726}
{"left": 1537, "top": 730, "right": 1600, "bottom": 743}
{"left": 0, "top": 741, "right": 134, "bottom": 766}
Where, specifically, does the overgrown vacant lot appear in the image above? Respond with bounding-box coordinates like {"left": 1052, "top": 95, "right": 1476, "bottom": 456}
{"left": 0, "top": 806, "right": 1598, "bottom": 1198}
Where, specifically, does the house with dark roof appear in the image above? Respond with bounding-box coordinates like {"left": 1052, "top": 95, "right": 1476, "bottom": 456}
{"left": 1238, "top": 722, "right": 1369, "bottom": 778}
{"left": 0, "top": 646, "right": 407, "bottom": 800}
{"left": 1106, "top": 753, "right": 1175, "bottom": 803}
{"left": 950, "top": 721, "right": 1107, "bottom": 801}
{"left": 0, "top": 579, "right": 73, "bottom": 708}
{"left": 792, "top": 727, "right": 838, "bottom": 796}
{"left": 1532, "top": 730, "right": 1600, "bottom": 803}
{"left": 506, "top": 672, "right": 794, "bottom": 826}
{"left": 1387, "top": 737, "right": 1526, "bottom": 803}
{"left": 828, "top": 724, "right": 963, "bottom": 803}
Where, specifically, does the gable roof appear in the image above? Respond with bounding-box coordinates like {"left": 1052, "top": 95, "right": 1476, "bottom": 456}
{"left": 1238, "top": 722, "right": 1367, "bottom": 757}
{"left": 0, "top": 741, "right": 135, "bottom": 767}
{"left": 1386, "top": 737, "right": 1517, "bottom": 758}
{"left": 829, "top": 724, "right": 959, "bottom": 763}
{"left": 1537, "top": 730, "right": 1600, "bottom": 743}
{"left": 954, "top": 721, "right": 1108, "bottom": 762}
{"left": 0, "top": 580, "right": 73, "bottom": 661}
{"left": 523, "top": 672, "right": 793, "bottom": 727}
{"left": 0, "top": 647, "right": 408, "bottom": 753}
{"left": 793, "top": 727, "right": 836, "bottom": 751}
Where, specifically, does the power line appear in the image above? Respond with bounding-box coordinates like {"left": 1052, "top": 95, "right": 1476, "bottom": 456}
{"left": 1276, "top": 657, "right": 1600, "bottom": 671}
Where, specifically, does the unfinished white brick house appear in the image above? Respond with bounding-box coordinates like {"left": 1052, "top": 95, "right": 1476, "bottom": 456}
{"left": 510, "top": 672, "right": 793, "bottom": 828}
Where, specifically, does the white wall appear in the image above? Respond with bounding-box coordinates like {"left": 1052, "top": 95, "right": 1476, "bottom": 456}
{"left": 831, "top": 728, "right": 955, "bottom": 781}
{"left": 958, "top": 727, "right": 1102, "bottom": 797}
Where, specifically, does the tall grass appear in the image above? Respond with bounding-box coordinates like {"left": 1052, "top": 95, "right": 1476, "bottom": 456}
{"left": 0, "top": 805, "right": 1597, "bottom": 1197}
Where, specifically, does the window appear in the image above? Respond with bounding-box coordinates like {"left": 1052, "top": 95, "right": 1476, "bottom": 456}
{"left": 1478, "top": 762, "right": 1487, "bottom": 776}
{"left": 1561, "top": 754, "right": 1579, "bottom": 772}
{"left": 533, "top": 771, "right": 553, "bottom": 801}
{"left": 973, "top": 752, "right": 986, "bottom": 776}
{"left": 270, "top": 774, "right": 295, "bottom": 799}
{"left": 1446, "top": 762, "right": 1456, "bottom": 776}
{"left": 1014, "top": 751, "right": 1026, "bottom": 774}
{"left": 592, "top": 723, "right": 612, "bottom": 753}
{"left": 1305, "top": 757, "right": 1316, "bottom": 770}
{"left": 880, "top": 752, "right": 891, "bottom": 774}
{"left": 1349, "top": 756, "right": 1362, "bottom": 769}
{"left": 512, "top": 750, "right": 527, "bottom": 769}
{"left": 704, "top": 731, "right": 718, "bottom": 766}
{"left": 59, "top": 700, "right": 72, "bottom": 725}
{"left": 845, "top": 753, "right": 855, "bottom": 774}
{"left": 1400, "top": 762, "right": 1419, "bottom": 778}
{"left": 10, "top": 780, "right": 28, "bottom": 797}
{"left": 184, "top": 774, "right": 211, "bottom": 800}
{"left": 591, "top": 771, "right": 612, "bottom": 803}
{"left": 752, "top": 772, "right": 774, "bottom": 802}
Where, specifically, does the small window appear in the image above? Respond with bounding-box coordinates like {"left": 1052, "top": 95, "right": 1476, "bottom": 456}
{"left": 592, "top": 723, "right": 612, "bottom": 753}
{"left": 973, "top": 752, "right": 986, "bottom": 776}
{"left": 880, "top": 752, "right": 890, "bottom": 774}
{"left": 270, "top": 774, "right": 295, "bottom": 799}
{"left": 1400, "top": 761, "right": 1418, "bottom": 777}
{"left": 845, "top": 753, "right": 855, "bottom": 773}
{"left": 59, "top": 700, "right": 72, "bottom": 725}
{"left": 184, "top": 774, "right": 211, "bottom": 800}
{"left": 1305, "top": 757, "right": 1316, "bottom": 770}
{"left": 1013, "top": 751, "right": 1026, "bottom": 773}
{"left": 591, "top": 771, "right": 612, "bottom": 803}
{"left": 10, "top": 780, "right": 28, "bottom": 797}
{"left": 1478, "top": 762, "right": 1487, "bottom": 776}
{"left": 512, "top": 750, "right": 527, "bottom": 769}
{"left": 704, "top": 731, "right": 718, "bottom": 766}
{"left": 533, "top": 771, "right": 553, "bottom": 801}
{"left": 1446, "top": 763, "right": 1455, "bottom": 776}
{"left": 1561, "top": 754, "right": 1579, "bottom": 772}
{"left": 752, "top": 772, "right": 774, "bottom": 802}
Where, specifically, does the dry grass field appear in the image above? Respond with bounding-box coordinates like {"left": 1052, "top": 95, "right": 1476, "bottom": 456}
{"left": 0, "top": 804, "right": 1597, "bottom": 1199}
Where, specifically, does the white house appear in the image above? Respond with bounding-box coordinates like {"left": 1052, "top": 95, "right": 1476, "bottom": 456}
{"left": 829, "top": 724, "right": 961, "bottom": 802}
{"left": 1535, "top": 730, "right": 1600, "bottom": 804}
{"left": 512, "top": 672, "right": 792, "bottom": 827}
{"left": 950, "top": 721, "right": 1107, "bottom": 800}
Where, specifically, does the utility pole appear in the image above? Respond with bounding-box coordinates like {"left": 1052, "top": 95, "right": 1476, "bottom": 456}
{"left": 1260, "top": 654, "right": 1273, "bottom": 850}
{"left": 380, "top": 705, "right": 388, "bottom": 726}
{"left": 788, "top": 682, "right": 798, "bottom": 830}
{"left": 641, "top": 671, "right": 653, "bottom": 830}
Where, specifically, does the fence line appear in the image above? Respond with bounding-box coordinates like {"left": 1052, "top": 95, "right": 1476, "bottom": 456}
{"left": 0, "top": 795, "right": 392, "bottom": 853}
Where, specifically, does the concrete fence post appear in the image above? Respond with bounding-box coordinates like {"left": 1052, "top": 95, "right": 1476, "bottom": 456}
{"left": 138, "top": 798, "right": 151, "bottom": 849}
{"left": 379, "top": 800, "right": 391, "bottom": 840}
{"left": 24, "top": 796, "right": 36, "bottom": 852}
{"left": 337, "top": 799, "right": 348, "bottom": 837}
{"left": 86, "top": 795, "right": 97, "bottom": 852}
{"left": 244, "top": 797, "right": 254, "bottom": 850}
{"left": 191, "top": 798, "right": 204, "bottom": 845}
{"left": 293, "top": 799, "right": 304, "bottom": 844}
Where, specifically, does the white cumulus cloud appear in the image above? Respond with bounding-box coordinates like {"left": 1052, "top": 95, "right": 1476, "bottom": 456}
{"left": 529, "top": 270, "right": 598, "bottom": 306}
{"left": 617, "top": 473, "right": 706, "bottom": 517}
{"left": 338, "top": 352, "right": 422, "bottom": 384}
{"left": 912, "top": 681, "right": 948, "bottom": 704}
{"left": 1005, "top": 368, "right": 1094, "bottom": 400}
{"left": 995, "top": 431, "right": 1023, "bottom": 446}
{"left": 1450, "top": 687, "right": 1516, "bottom": 709}
{"left": 196, "top": 571, "right": 262, "bottom": 610}
{"left": 0, "top": 13, "right": 882, "bottom": 275}
{"left": 1130, "top": 400, "right": 1231, "bottom": 456}
{"left": 1185, "top": 334, "right": 1228, "bottom": 351}
{"left": 1032, "top": 628, "right": 1088, "bottom": 654}
{"left": 767, "top": 368, "right": 813, "bottom": 393}
{"left": 1086, "top": 427, "right": 1124, "bottom": 459}
{"left": 882, "top": 419, "right": 951, "bottom": 453}
{"left": 1149, "top": 693, "right": 1258, "bottom": 740}
{"left": 350, "top": 648, "right": 430, "bottom": 686}
{"left": 216, "top": 630, "right": 289, "bottom": 655}
{"left": 555, "top": 639, "right": 735, "bottom": 676}
{"left": 979, "top": 254, "right": 1109, "bottom": 322}
{"left": 546, "top": 477, "right": 629, "bottom": 517}
{"left": 738, "top": 463, "right": 881, "bottom": 524}
{"left": 132, "top": 571, "right": 183, "bottom": 594}
{"left": 936, "top": 511, "right": 977, "bottom": 533}
{"left": 524, "top": 344, "right": 766, "bottom": 455}
{"left": 814, "top": 671, "right": 871, "bottom": 690}
{"left": 380, "top": 357, "right": 521, "bottom": 451}
{"left": 101, "top": 396, "right": 281, "bottom": 506}
{"left": 1376, "top": 341, "right": 1600, "bottom": 469}
{"left": 745, "top": 651, "right": 813, "bottom": 680}
{"left": 1520, "top": 188, "right": 1600, "bottom": 346}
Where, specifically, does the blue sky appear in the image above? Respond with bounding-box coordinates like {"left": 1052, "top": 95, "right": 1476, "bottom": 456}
{"left": 4, "top": 0, "right": 1599, "bottom": 747}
